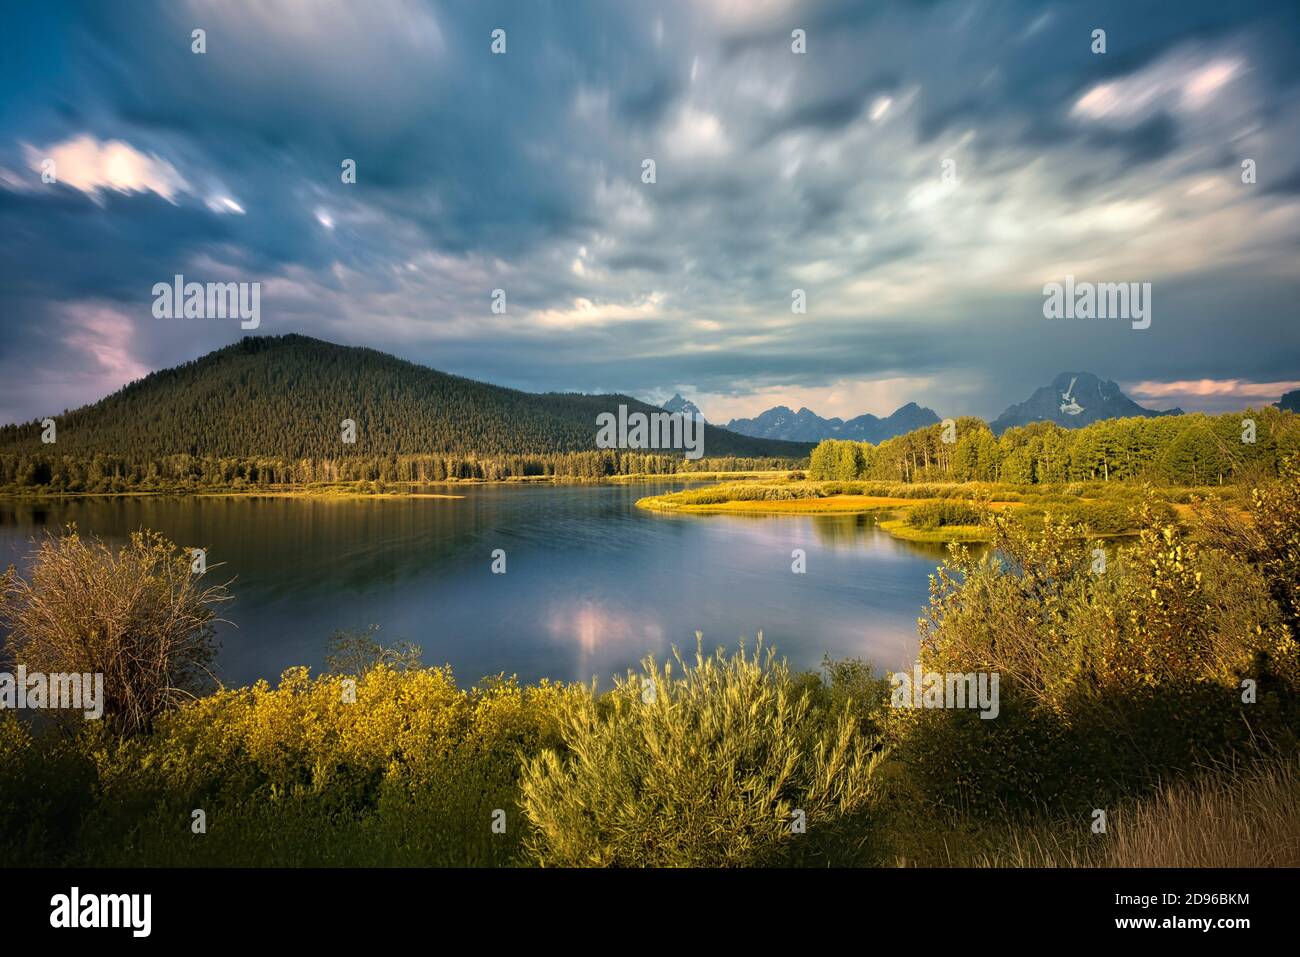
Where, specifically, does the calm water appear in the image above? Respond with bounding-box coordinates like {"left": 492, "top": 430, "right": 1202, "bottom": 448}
{"left": 0, "top": 483, "right": 951, "bottom": 688}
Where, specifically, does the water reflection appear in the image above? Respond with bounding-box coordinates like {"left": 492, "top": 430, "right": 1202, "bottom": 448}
{"left": 543, "top": 599, "right": 666, "bottom": 681}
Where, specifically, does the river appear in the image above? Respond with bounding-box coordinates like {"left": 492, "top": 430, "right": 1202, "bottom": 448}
{"left": 0, "top": 482, "right": 950, "bottom": 688}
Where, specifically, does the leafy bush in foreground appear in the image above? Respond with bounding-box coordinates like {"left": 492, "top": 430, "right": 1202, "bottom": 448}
{"left": 0, "top": 664, "right": 582, "bottom": 866}
{"left": 1193, "top": 460, "right": 1300, "bottom": 637}
{"left": 893, "top": 489, "right": 1300, "bottom": 814}
{"left": 324, "top": 625, "right": 423, "bottom": 675}
{"left": 519, "top": 641, "right": 887, "bottom": 866}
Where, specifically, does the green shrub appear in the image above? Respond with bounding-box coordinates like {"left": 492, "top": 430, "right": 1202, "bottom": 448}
{"left": 0, "top": 715, "right": 99, "bottom": 864}
{"left": 894, "top": 491, "right": 1300, "bottom": 816}
{"left": 664, "top": 482, "right": 827, "bottom": 505}
{"left": 1193, "top": 459, "right": 1300, "bottom": 636}
{"left": 1053, "top": 498, "right": 1174, "bottom": 534}
{"left": 907, "top": 500, "right": 986, "bottom": 529}
{"left": 324, "top": 625, "right": 422, "bottom": 675}
{"left": 519, "top": 640, "right": 887, "bottom": 866}
{"left": 1, "top": 664, "right": 583, "bottom": 866}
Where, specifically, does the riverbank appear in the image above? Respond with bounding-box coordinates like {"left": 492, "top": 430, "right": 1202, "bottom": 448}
{"left": 637, "top": 478, "right": 1212, "bottom": 542}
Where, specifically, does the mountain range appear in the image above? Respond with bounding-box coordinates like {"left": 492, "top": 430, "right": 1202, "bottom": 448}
{"left": 0, "top": 336, "right": 811, "bottom": 460}
{"left": 703, "top": 372, "right": 1188, "bottom": 441}
{"left": 724, "top": 403, "right": 941, "bottom": 443}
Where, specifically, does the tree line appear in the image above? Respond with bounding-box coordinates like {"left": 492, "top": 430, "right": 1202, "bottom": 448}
{"left": 807, "top": 407, "right": 1299, "bottom": 485}
{"left": 7, "top": 408, "right": 1296, "bottom": 491}
{"left": 0, "top": 449, "right": 796, "bottom": 492}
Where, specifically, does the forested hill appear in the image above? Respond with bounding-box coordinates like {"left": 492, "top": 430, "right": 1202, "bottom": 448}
{"left": 0, "top": 335, "right": 810, "bottom": 459}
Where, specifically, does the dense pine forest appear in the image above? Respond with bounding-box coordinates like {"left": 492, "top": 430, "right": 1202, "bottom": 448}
{"left": 0, "top": 334, "right": 809, "bottom": 463}
{"left": 807, "top": 407, "right": 1300, "bottom": 486}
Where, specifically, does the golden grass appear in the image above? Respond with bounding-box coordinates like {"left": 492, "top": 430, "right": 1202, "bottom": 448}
{"left": 876, "top": 518, "right": 990, "bottom": 543}
{"left": 979, "top": 755, "right": 1300, "bottom": 868}
{"left": 647, "top": 494, "right": 925, "bottom": 514}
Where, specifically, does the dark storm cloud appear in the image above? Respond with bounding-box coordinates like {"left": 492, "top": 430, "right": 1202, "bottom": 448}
{"left": 437, "top": 274, "right": 1298, "bottom": 423}
{"left": 1084, "top": 112, "right": 1179, "bottom": 165}
{"left": 754, "top": 70, "right": 901, "bottom": 143}
{"left": 1264, "top": 166, "right": 1300, "bottom": 195}
{"left": 0, "top": 0, "right": 1297, "bottom": 425}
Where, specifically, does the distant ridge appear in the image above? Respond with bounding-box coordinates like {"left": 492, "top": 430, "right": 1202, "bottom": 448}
{"left": 0, "top": 335, "right": 811, "bottom": 460}
{"left": 726, "top": 402, "right": 940, "bottom": 443}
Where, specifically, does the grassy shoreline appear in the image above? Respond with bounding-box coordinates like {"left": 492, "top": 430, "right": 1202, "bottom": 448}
{"left": 636, "top": 488, "right": 1014, "bottom": 541}
{"left": 636, "top": 478, "right": 1217, "bottom": 542}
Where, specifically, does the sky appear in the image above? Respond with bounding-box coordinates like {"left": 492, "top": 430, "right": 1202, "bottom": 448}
{"left": 1, "top": 0, "right": 1297, "bottom": 427}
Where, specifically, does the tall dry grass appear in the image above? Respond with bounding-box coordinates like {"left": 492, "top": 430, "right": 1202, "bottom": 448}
{"left": 980, "top": 753, "right": 1300, "bottom": 867}
{"left": 0, "top": 527, "right": 229, "bottom": 732}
